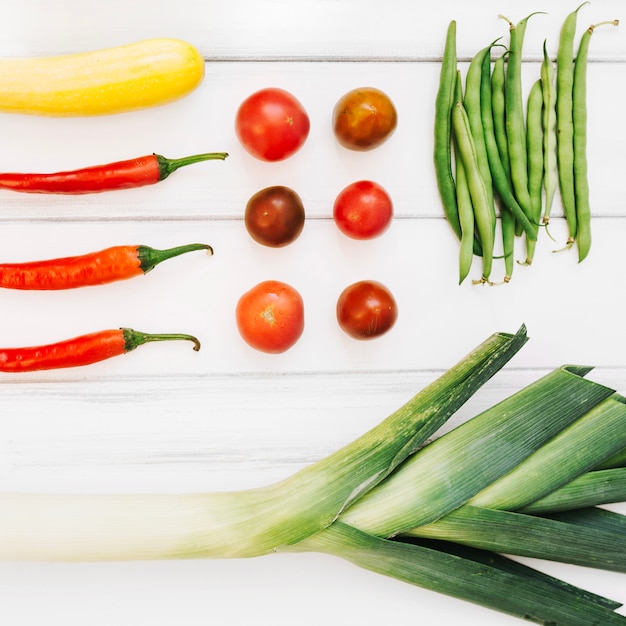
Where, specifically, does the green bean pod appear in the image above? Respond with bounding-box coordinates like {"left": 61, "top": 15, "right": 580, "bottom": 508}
{"left": 556, "top": 3, "right": 588, "bottom": 245}
{"left": 452, "top": 101, "right": 494, "bottom": 283}
{"left": 464, "top": 43, "right": 496, "bottom": 217}
{"left": 503, "top": 13, "right": 542, "bottom": 221}
{"left": 453, "top": 72, "right": 475, "bottom": 284}
{"left": 434, "top": 21, "right": 462, "bottom": 241}
{"left": 500, "top": 206, "right": 516, "bottom": 282}
{"left": 524, "top": 79, "right": 544, "bottom": 265}
{"left": 490, "top": 53, "right": 511, "bottom": 182}
{"left": 480, "top": 48, "right": 536, "bottom": 242}
{"left": 492, "top": 51, "right": 523, "bottom": 249}
{"left": 573, "top": 19, "right": 619, "bottom": 263}
{"left": 540, "top": 40, "right": 558, "bottom": 231}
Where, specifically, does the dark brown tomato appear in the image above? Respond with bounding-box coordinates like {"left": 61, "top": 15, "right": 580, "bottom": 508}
{"left": 245, "top": 186, "right": 305, "bottom": 247}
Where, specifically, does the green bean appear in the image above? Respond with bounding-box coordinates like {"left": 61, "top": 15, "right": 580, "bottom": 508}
{"left": 557, "top": 3, "right": 588, "bottom": 246}
{"left": 540, "top": 40, "right": 558, "bottom": 235}
{"left": 453, "top": 71, "right": 475, "bottom": 284}
{"left": 464, "top": 43, "right": 503, "bottom": 267}
{"left": 452, "top": 101, "right": 493, "bottom": 284}
{"left": 573, "top": 19, "right": 619, "bottom": 263}
{"left": 500, "top": 205, "right": 516, "bottom": 282}
{"left": 492, "top": 51, "right": 523, "bottom": 252}
{"left": 434, "top": 20, "right": 461, "bottom": 241}
{"left": 464, "top": 43, "right": 496, "bottom": 219}
{"left": 490, "top": 53, "right": 511, "bottom": 182}
{"left": 502, "top": 13, "right": 543, "bottom": 221}
{"left": 480, "top": 47, "right": 536, "bottom": 242}
{"left": 524, "top": 79, "right": 544, "bottom": 265}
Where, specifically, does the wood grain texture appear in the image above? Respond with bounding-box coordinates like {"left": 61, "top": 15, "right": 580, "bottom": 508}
{"left": 0, "top": 1, "right": 625, "bottom": 624}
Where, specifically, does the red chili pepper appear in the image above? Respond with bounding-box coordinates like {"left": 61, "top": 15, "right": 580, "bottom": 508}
{"left": 0, "top": 328, "right": 201, "bottom": 372}
{"left": 0, "top": 152, "right": 228, "bottom": 194}
{"left": 0, "top": 243, "right": 213, "bottom": 290}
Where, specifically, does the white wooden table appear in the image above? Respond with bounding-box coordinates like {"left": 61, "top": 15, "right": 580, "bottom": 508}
{"left": 1, "top": 1, "right": 625, "bottom": 623}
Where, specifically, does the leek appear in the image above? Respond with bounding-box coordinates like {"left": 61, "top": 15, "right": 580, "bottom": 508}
{"left": 597, "top": 447, "right": 626, "bottom": 470}
{"left": 338, "top": 364, "right": 617, "bottom": 536}
{"left": 467, "top": 393, "right": 626, "bottom": 510}
{"left": 0, "top": 326, "right": 528, "bottom": 561}
{"left": 288, "top": 523, "right": 626, "bottom": 626}
{"left": 393, "top": 381, "right": 626, "bottom": 571}
{"left": 405, "top": 504, "right": 626, "bottom": 571}
{"left": 521, "top": 467, "right": 626, "bottom": 514}
{"left": 2, "top": 324, "right": 626, "bottom": 625}
{"left": 542, "top": 506, "right": 626, "bottom": 534}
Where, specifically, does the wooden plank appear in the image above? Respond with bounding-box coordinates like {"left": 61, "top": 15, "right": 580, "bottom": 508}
{"left": 0, "top": 60, "right": 622, "bottom": 220}
{"left": 0, "top": 217, "right": 624, "bottom": 381}
{"left": 3, "top": 367, "right": 626, "bottom": 493}
{"left": 0, "top": 0, "right": 623, "bottom": 60}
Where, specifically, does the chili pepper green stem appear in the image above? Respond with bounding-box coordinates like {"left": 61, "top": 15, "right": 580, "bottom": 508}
{"left": 137, "top": 243, "right": 213, "bottom": 274}
{"left": 122, "top": 329, "right": 201, "bottom": 352}
{"left": 156, "top": 152, "right": 229, "bottom": 180}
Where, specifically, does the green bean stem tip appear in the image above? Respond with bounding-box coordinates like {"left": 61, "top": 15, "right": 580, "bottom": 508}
{"left": 588, "top": 20, "right": 620, "bottom": 34}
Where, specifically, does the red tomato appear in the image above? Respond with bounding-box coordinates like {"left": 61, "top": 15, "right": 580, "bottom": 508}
{"left": 336, "top": 280, "right": 397, "bottom": 340}
{"left": 236, "top": 280, "right": 305, "bottom": 353}
{"left": 333, "top": 87, "right": 397, "bottom": 151}
{"left": 235, "top": 88, "right": 310, "bottom": 162}
{"left": 333, "top": 180, "right": 393, "bottom": 239}
{"left": 245, "top": 186, "right": 305, "bottom": 247}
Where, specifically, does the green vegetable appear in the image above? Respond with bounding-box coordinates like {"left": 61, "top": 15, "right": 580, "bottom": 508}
{"left": 464, "top": 43, "right": 496, "bottom": 216}
{"left": 339, "top": 365, "right": 619, "bottom": 535}
{"left": 490, "top": 53, "right": 510, "bottom": 178}
{"left": 540, "top": 40, "right": 558, "bottom": 234}
{"left": 481, "top": 48, "right": 535, "bottom": 242}
{"left": 434, "top": 20, "right": 461, "bottom": 241}
{"left": 452, "top": 71, "right": 475, "bottom": 284}
{"left": 437, "top": 8, "right": 614, "bottom": 283}
{"left": 524, "top": 78, "right": 545, "bottom": 265}
{"left": 452, "top": 101, "right": 494, "bottom": 283}
{"left": 573, "top": 19, "right": 620, "bottom": 262}
{"left": 2, "top": 325, "right": 626, "bottom": 625}
{"left": 556, "top": 2, "right": 588, "bottom": 247}
{"left": 521, "top": 467, "right": 626, "bottom": 513}
{"left": 502, "top": 13, "right": 543, "bottom": 222}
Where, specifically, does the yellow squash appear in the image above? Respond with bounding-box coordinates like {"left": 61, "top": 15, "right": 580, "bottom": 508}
{"left": 0, "top": 38, "right": 205, "bottom": 116}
